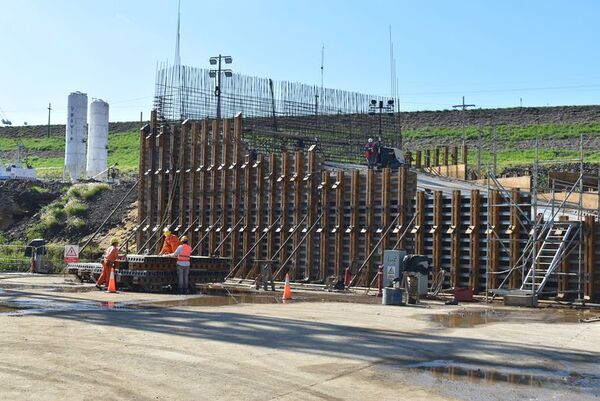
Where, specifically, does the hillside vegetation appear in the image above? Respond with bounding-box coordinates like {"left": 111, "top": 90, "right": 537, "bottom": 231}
{"left": 1, "top": 106, "right": 600, "bottom": 175}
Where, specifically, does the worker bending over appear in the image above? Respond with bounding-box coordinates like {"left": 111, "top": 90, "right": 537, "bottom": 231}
{"left": 96, "top": 238, "right": 120, "bottom": 290}
{"left": 167, "top": 236, "right": 192, "bottom": 294}
{"left": 160, "top": 229, "right": 180, "bottom": 255}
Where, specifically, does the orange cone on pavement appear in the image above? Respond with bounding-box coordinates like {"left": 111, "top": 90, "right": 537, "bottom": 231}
{"left": 282, "top": 273, "right": 292, "bottom": 300}
{"left": 107, "top": 267, "right": 117, "bottom": 293}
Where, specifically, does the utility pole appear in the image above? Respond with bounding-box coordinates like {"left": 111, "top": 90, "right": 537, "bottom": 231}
{"left": 452, "top": 96, "right": 476, "bottom": 149}
{"left": 47, "top": 102, "right": 52, "bottom": 138}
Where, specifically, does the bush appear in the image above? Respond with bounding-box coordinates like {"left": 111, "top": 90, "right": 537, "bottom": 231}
{"left": 40, "top": 213, "right": 60, "bottom": 230}
{"left": 67, "top": 217, "right": 86, "bottom": 229}
{"left": 30, "top": 185, "right": 49, "bottom": 194}
{"left": 66, "top": 183, "right": 110, "bottom": 201}
{"left": 64, "top": 199, "right": 88, "bottom": 216}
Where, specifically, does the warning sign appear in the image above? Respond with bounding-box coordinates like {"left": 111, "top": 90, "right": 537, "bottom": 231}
{"left": 386, "top": 265, "right": 396, "bottom": 280}
{"left": 64, "top": 245, "right": 79, "bottom": 263}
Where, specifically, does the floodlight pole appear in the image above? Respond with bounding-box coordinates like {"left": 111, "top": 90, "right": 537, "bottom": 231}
{"left": 216, "top": 55, "right": 223, "bottom": 121}
{"left": 369, "top": 100, "right": 394, "bottom": 140}
{"left": 210, "top": 54, "right": 233, "bottom": 121}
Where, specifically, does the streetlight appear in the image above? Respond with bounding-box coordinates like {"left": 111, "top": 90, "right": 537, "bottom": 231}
{"left": 209, "top": 55, "right": 233, "bottom": 120}
{"left": 369, "top": 99, "right": 395, "bottom": 140}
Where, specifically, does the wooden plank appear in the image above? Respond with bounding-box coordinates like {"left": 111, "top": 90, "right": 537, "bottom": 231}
{"left": 432, "top": 190, "right": 443, "bottom": 274}
{"left": 167, "top": 123, "right": 177, "bottom": 225}
{"left": 364, "top": 169, "right": 374, "bottom": 284}
{"left": 240, "top": 155, "right": 252, "bottom": 277}
{"left": 197, "top": 120, "right": 209, "bottom": 255}
{"left": 279, "top": 152, "right": 290, "bottom": 273}
{"left": 144, "top": 111, "right": 157, "bottom": 247}
{"left": 381, "top": 168, "right": 391, "bottom": 263}
{"left": 306, "top": 149, "right": 317, "bottom": 280}
{"left": 433, "top": 147, "right": 440, "bottom": 167}
{"left": 230, "top": 115, "right": 242, "bottom": 264}
{"left": 442, "top": 146, "right": 449, "bottom": 166}
{"left": 350, "top": 170, "right": 360, "bottom": 272}
{"left": 155, "top": 124, "right": 168, "bottom": 253}
{"left": 253, "top": 154, "right": 265, "bottom": 269}
{"left": 137, "top": 123, "right": 149, "bottom": 248}
{"left": 220, "top": 119, "right": 231, "bottom": 257}
{"left": 292, "top": 151, "right": 304, "bottom": 280}
{"left": 415, "top": 191, "right": 425, "bottom": 254}
{"left": 334, "top": 170, "right": 345, "bottom": 276}
{"left": 209, "top": 120, "right": 220, "bottom": 254}
{"left": 188, "top": 122, "right": 200, "bottom": 248}
{"left": 267, "top": 154, "right": 277, "bottom": 262}
{"left": 469, "top": 189, "right": 481, "bottom": 292}
{"left": 414, "top": 150, "right": 422, "bottom": 169}
{"left": 319, "top": 170, "right": 330, "bottom": 280}
{"left": 450, "top": 190, "right": 461, "bottom": 287}
{"left": 178, "top": 121, "right": 190, "bottom": 229}
{"left": 451, "top": 145, "right": 458, "bottom": 165}
{"left": 397, "top": 166, "right": 408, "bottom": 250}
{"left": 424, "top": 149, "right": 431, "bottom": 168}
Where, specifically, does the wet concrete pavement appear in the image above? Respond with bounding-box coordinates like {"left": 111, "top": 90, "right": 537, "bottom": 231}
{"left": 1, "top": 274, "right": 600, "bottom": 400}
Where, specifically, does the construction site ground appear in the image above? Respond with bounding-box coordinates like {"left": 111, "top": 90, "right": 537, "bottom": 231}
{"left": 1, "top": 274, "right": 599, "bottom": 401}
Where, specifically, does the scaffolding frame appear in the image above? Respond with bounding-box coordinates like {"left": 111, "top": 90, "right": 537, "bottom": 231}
{"left": 487, "top": 133, "right": 598, "bottom": 302}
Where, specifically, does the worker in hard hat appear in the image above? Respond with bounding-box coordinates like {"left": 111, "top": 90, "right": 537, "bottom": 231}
{"left": 159, "top": 229, "right": 180, "bottom": 255}
{"left": 96, "top": 238, "right": 120, "bottom": 290}
{"left": 365, "top": 138, "right": 377, "bottom": 169}
{"left": 166, "top": 235, "right": 192, "bottom": 294}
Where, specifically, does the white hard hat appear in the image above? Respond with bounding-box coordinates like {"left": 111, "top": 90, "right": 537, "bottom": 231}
{"left": 368, "top": 138, "right": 373, "bottom": 143}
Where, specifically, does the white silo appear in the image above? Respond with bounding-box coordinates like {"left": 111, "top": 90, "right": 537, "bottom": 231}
{"left": 86, "top": 99, "right": 109, "bottom": 179}
{"left": 65, "top": 92, "right": 88, "bottom": 182}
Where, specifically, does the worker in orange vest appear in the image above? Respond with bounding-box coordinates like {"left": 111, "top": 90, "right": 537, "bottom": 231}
{"left": 167, "top": 235, "right": 192, "bottom": 294}
{"left": 159, "top": 229, "right": 180, "bottom": 255}
{"left": 96, "top": 238, "right": 120, "bottom": 290}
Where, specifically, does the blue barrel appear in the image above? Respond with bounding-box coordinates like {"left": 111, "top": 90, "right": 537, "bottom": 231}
{"left": 382, "top": 287, "right": 403, "bottom": 305}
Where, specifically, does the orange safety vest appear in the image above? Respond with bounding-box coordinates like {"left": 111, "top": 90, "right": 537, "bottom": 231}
{"left": 177, "top": 244, "right": 192, "bottom": 263}
{"left": 161, "top": 235, "right": 180, "bottom": 255}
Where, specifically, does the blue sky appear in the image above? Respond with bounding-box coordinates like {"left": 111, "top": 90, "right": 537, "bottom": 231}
{"left": 1, "top": 0, "right": 599, "bottom": 124}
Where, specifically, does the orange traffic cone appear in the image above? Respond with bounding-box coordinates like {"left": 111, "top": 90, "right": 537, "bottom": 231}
{"left": 282, "top": 273, "right": 292, "bottom": 301}
{"left": 107, "top": 267, "right": 117, "bottom": 293}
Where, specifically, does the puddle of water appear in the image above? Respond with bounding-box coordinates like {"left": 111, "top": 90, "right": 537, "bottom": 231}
{"left": 0, "top": 305, "right": 18, "bottom": 313}
{"left": 0, "top": 298, "right": 132, "bottom": 315}
{"left": 139, "top": 294, "right": 281, "bottom": 308}
{"left": 390, "top": 360, "right": 600, "bottom": 394}
{"left": 427, "top": 308, "right": 597, "bottom": 328}
{"left": 396, "top": 360, "right": 600, "bottom": 392}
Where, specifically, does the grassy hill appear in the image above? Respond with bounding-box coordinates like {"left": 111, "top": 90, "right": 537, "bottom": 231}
{"left": 0, "top": 130, "right": 139, "bottom": 177}
{"left": 1, "top": 105, "right": 600, "bottom": 177}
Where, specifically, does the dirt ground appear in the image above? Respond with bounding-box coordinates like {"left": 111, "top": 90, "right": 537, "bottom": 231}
{"left": 1, "top": 274, "right": 599, "bottom": 401}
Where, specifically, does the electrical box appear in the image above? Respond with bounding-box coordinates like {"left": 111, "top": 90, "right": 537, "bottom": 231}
{"left": 383, "top": 249, "right": 406, "bottom": 287}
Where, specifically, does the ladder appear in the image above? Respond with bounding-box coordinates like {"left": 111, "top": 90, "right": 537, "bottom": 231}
{"left": 520, "top": 222, "right": 576, "bottom": 296}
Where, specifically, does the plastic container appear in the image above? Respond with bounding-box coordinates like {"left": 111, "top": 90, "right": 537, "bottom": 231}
{"left": 382, "top": 287, "right": 404, "bottom": 305}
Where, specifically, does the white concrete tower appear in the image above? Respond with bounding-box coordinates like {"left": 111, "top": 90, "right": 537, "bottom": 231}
{"left": 65, "top": 91, "right": 88, "bottom": 182}
{"left": 86, "top": 99, "right": 109, "bottom": 179}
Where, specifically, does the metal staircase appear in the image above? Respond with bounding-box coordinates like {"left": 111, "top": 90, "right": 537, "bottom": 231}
{"left": 520, "top": 222, "right": 576, "bottom": 296}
